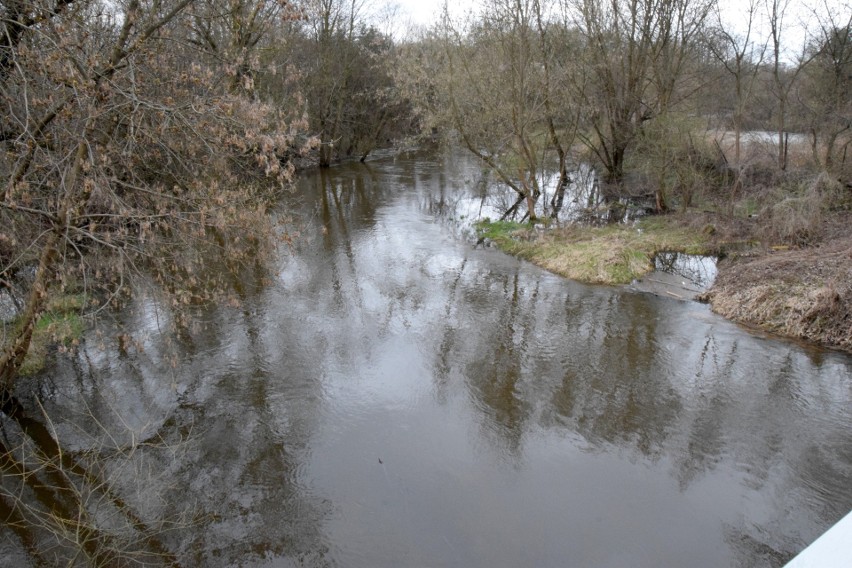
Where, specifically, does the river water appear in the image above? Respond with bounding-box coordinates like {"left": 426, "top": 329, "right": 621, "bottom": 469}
{"left": 6, "top": 149, "right": 852, "bottom": 567}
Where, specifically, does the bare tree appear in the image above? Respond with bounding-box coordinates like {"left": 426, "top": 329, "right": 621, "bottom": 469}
{"left": 800, "top": 2, "right": 852, "bottom": 176}
{"left": 297, "top": 0, "right": 363, "bottom": 167}
{"left": 434, "top": 0, "right": 580, "bottom": 220}
{"left": 185, "top": 0, "right": 298, "bottom": 94}
{"left": 568, "top": 0, "right": 712, "bottom": 198}
{"left": 764, "top": 0, "right": 812, "bottom": 171}
{"left": 703, "top": 0, "right": 767, "bottom": 166}
{"left": 0, "top": 0, "right": 305, "bottom": 399}
{"left": 0, "top": 0, "right": 310, "bottom": 560}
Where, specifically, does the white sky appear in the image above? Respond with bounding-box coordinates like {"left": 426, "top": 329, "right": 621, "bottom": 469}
{"left": 388, "top": 0, "right": 447, "bottom": 29}
{"left": 377, "top": 0, "right": 462, "bottom": 37}
{"left": 385, "top": 0, "right": 848, "bottom": 49}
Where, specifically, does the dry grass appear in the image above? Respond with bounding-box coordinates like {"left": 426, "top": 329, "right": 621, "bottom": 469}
{"left": 479, "top": 131, "right": 852, "bottom": 351}
{"left": 665, "top": 192, "right": 852, "bottom": 351}
{"left": 478, "top": 217, "right": 715, "bottom": 285}
{"left": 703, "top": 238, "right": 852, "bottom": 352}
{"left": 528, "top": 234, "right": 653, "bottom": 284}
{"left": 757, "top": 173, "right": 849, "bottom": 246}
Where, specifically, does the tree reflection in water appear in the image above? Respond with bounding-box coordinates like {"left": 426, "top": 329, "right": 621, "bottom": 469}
{"left": 4, "top": 150, "right": 851, "bottom": 566}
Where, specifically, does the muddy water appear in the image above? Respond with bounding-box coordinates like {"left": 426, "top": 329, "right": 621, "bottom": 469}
{"left": 14, "top": 150, "right": 852, "bottom": 567}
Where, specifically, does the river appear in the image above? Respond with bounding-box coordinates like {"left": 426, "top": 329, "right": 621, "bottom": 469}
{"left": 4, "top": 149, "right": 852, "bottom": 567}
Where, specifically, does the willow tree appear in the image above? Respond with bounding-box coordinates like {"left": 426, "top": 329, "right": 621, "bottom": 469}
{"left": 569, "top": 0, "right": 712, "bottom": 197}
{"left": 800, "top": 7, "right": 852, "bottom": 176}
{"left": 435, "top": 0, "right": 579, "bottom": 221}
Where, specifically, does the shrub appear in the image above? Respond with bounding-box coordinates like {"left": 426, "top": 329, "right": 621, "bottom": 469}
{"left": 760, "top": 173, "right": 846, "bottom": 245}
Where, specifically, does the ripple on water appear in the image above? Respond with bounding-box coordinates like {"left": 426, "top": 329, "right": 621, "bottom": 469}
{"left": 11, "top": 150, "right": 852, "bottom": 568}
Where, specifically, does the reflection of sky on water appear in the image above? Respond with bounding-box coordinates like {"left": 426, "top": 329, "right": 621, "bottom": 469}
{"left": 655, "top": 252, "right": 719, "bottom": 289}
{"left": 10, "top": 148, "right": 851, "bottom": 567}
{"left": 422, "top": 159, "right": 606, "bottom": 233}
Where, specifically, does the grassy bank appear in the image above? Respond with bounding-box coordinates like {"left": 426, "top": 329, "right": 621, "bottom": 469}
{"left": 476, "top": 216, "right": 721, "bottom": 285}
{"left": 702, "top": 241, "right": 852, "bottom": 352}
{"left": 12, "top": 293, "right": 86, "bottom": 376}
{"left": 477, "top": 213, "right": 852, "bottom": 353}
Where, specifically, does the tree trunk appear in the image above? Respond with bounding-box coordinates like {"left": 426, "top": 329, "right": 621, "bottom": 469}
{"left": 777, "top": 102, "right": 787, "bottom": 170}
{"left": 0, "top": 231, "right": 58, "bottom": 389}
{"left": 606, "top": 144, "right": 626, "bottom": 185}
{"left": 655, "top": 188, "right": 668, "bottom": 213}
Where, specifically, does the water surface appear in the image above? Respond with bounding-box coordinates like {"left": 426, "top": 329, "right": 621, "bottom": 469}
{"left": 7, "top": 149, "right": 852, "bottom": 567}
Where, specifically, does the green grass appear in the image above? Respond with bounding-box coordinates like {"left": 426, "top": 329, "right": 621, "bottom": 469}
{"left": 16, "top": 293, "right": 87, "bottom": 376}
{"left": 475, "top": 220, "right": 529, "bottom": 242}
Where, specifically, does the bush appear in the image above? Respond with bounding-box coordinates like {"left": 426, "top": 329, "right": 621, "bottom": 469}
{"left": 631, "top": 116, "right": 723, "bottom": 211}
{"left": 760, "top": 173, "right": 846, "bottom": 245}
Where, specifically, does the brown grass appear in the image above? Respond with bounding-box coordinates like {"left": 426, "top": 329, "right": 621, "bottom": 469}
{"left": 481, "top": 218, "right": 715, "bottom": 286}
{"left": 702, "top": 237, "right": 852, "bottom": 352}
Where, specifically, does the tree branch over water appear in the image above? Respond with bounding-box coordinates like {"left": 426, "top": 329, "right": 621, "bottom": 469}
{"left": 1, "top": 2, "right": 311, "bottom": 559}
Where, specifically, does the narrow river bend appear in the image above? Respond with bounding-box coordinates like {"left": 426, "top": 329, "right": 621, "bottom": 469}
{"left": 11, "top": 150, "right": 852, "bottom": 567}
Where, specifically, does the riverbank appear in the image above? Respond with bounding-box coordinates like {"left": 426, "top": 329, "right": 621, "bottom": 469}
{"left": 704, "top": 237, "right": 852, "bottom": 352}
{"left": 477, "top": 211, "right": 852, "bottom": 353}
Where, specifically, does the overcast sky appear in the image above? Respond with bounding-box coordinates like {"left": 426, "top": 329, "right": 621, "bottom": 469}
{"left": 381, "top": 0, "right": 454, "bottom": 35}
{"left": 384, "top": 0, "right": 846, "bottom": 54}
{"left": 391, "top": 0, "right": 439, "bottom": 28}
